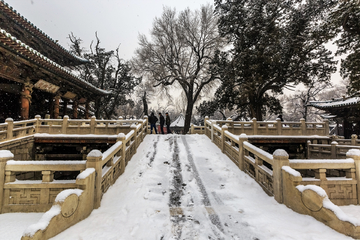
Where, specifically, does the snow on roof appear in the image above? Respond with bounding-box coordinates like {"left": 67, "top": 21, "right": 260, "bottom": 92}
{"left": 0, "top": 28, "right": 111, "bottom": 96}
{"left": 0, "top": 0, "right": 88, "bottom": 64}
{"left": 170, "top": 114, "right": 185, "bottom": 127}
{"left": 309, "top": 97, "right": 360, "bottom": 109}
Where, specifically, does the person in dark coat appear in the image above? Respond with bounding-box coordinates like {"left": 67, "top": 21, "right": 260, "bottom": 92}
{"left": 159, "top": 113, "right": 165, "bottom": 134}
{"left": 149, "top": 112, "right": 158, "bottom": 134}
{"left": 165, "top": 112, "right": 172, "bottom": 134}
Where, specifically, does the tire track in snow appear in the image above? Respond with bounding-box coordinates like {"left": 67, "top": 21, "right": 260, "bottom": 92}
{"left": 181, "top": 135, "right": 226, "bottom": 239}
{"left": 168, "top": 136, "right": 186, "bottom": 239}
{"left": 148, "top": 135, "right": 160, "bottom": 167}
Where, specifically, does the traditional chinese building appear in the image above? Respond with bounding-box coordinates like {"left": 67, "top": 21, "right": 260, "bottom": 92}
{"left": 309, "top": 95, "right": 360, "bottom": 138}
{"left": 0, "top": 1, "right": 110, "bottom": 122}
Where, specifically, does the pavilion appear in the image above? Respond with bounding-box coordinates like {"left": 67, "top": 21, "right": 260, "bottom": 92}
{"left": 0, "top": 0, "right": 110, "bottom": 122}
{"left": 309, "top": 95, "right": 360, "bottom": 138}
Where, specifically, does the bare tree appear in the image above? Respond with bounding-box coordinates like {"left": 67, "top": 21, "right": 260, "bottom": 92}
{"left": 282, "top": 82, "right": 347, "bottom": 121}
{"left": 69, "top": 33, "right": 140, "bottom": 119}
{"left": 132, "top": 4, "right": 223, "bottom": 134}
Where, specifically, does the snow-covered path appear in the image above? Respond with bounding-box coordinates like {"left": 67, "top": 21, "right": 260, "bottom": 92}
{"left": 47, "top": 134, "right": 351, "bottom": 240}
{"left": 0, "top": 134, "right": 355, "bottom": 239}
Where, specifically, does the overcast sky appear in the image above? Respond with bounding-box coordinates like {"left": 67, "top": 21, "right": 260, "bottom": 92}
{"left": 5, "top": 0, "right": 343, "bottom": 90}
{"left": 5, "top": 0, "right": 212, "bottom": 60}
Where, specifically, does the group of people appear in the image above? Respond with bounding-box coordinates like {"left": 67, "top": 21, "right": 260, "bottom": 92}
{"left": 148, "top": 112, "right": 171, "bottom": 134}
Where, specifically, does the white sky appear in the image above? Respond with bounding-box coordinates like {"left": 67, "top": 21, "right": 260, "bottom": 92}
{"left": 5, "top": 0, "right": 212, "bottom": 60}
{"left": 4, "top": 0, "right": 344, "bottom": 101}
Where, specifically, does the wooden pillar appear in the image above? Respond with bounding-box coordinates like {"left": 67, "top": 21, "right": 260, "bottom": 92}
{"left": 20, "top": 79, "right": 33, "bottom": 120}
{"left": 63, "top": 98, "right": 68, "bottom": 117}
{"left": 53, "top": 94, "right": 61, "bottom": 119}
{"left": 85, "top": 100, "right": 90, "bottom": 119}
{"left": 73, "top": 99, "right": 78, "bottom": 119}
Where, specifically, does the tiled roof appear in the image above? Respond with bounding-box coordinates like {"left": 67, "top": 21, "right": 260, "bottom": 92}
{"left": 309, "top": 97, "right": 360, "bottom": 109}
{"left": 0, "top": 0, "right": 88, "bottom": 65}
{"left": 0, "top": 27, "right": 110, "bottom": 96}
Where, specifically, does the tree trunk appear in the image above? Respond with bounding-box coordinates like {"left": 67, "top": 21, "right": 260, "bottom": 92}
{"left": 255, "top": 105, "right": 263, "bottom": 121}
{"left": 95, "top": 98, "right": 101, "bottom": 119}
{"left": 184, "top": 98, "right": 194, "bottom": 134}
{"left": 142, "top": 92, "right": 148, "bottom": 117}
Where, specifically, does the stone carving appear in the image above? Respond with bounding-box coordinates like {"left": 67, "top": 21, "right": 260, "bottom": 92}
{"left": 61, "top": 194, "right": 79, "bottom": 218}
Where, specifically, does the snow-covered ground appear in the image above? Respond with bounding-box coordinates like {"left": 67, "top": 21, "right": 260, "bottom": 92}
{"left": 0, "top": 134, "right": 358, "bottom": 239}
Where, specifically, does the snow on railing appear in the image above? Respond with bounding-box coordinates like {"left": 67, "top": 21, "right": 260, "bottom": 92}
{"left": 0, "top": 115, "right": 149, "bottom": 143}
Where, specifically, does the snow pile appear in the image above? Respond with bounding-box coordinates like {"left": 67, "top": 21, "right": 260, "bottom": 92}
{"left": 87, "top": 150, "right": 102, "bottom": 158}
{"left": 282, "top": 166, "right": 301, "bottom": 177}
{"left": 0, "top": 150, "right": 14, "bottom": 159}
{"left": 273, "top": 149, "right": 289, "bottom": 158}
{"left": 77, "top": 168, "right": 95, "bottom": 180}
{"left": 347, "top": 149, "right": 360, "bottom": 157}
{"left": 23, "top": 205, "right": 61, "bottom": 237}
{"left": 55, "top": 189, "right": 83, "bottom": 203}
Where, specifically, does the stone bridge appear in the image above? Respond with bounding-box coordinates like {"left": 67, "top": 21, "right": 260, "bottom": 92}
{"left": 0, "top": 116, "right": 358, "bottom": 239}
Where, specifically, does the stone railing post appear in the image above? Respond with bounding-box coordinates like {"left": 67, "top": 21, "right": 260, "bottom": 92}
{"left": 252, "top": 118, "right": 257, "bottom": 135}
{"left": 143, "top": 116, "right": 148, "bottom": 135}
{"left": 238, "top": 134, "right": 248, "bottom": 171}
{"left": 62, "top": 115, "right": 69, "bottom": 134}
{"left": 324, "top": 119, "right": 329, "bottom": 136}
{"left": 351, "top": 134, "right": 358, "bottom": 146}
{"left": 221, "top": 125, "right": 228, "bottom": 153}
{"left": 117, "top": 133, "right": 126, "bottom": 174}
{"left": 211, "top": 121, "right": 215, "bottom": 142}
{"left": 226, "top": 117, "right": 233, "bottom": 133}
{"left": 331, "top": 141, "right": 338, "bottom": 159}
{"left": 204, "top": 116, "right": 209, "bottom": 136}
{"left": 0, "top": 150, "right": 14, "bottom": 213}
{"left": 90, "top": 116, "right": 96, "bottom": 134}
{"left": 117, "top": 116, "right": 123, "bottom": 126}
{"left": 346, "top": 149, "right": 360, "bottom": 204}
{"left": 35, "top": 115, "right": 41, "bottom": 133}
{"left": 190, "top": 124, "right": 194, "bottom": 134}
{"left": 86, "top": 150, "right": 103, "bottom": 209}
{"left": 306, "top": 140, "right": 311, "bottom": 159}
{"left": 273, "top": 149, "right": 289, "bottom": 203}
{"left": 276, "top": 118, "right": 282, "bottom": 135}
{"left": 44, "top": 114, "right": 50, "bottom": 126}
{"left": 5, "top": 118, "right": 13, "bottom": 140}
{"left": 131, "top": 124, "right": 137, "bottom": 153}
{"left": 118, "top": 133, "right": 126, "bottom": 158}
{"left": 300, "top": 118, "right": 306, "bottom": 135}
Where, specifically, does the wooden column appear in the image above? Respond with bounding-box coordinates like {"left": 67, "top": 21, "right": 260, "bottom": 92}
{"left": 53, "top": 94, "right": 61, "bottom": 119}
{"left": 85, "top": 100, "right": 90, "bottom": 119}
{"left": 73, "top": 99, "right": 78, "bottom": 119}
{"left": 63, "top": 98, "right": 68, "bottom": 117}
{"left": 20, "top": 79, "right": 33, "bottom": 120}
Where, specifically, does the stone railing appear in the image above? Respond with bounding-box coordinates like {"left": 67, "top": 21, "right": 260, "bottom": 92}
{"left": 308, "top": 140, "right": 360, "bottom": 159}
{"left": 190, "top": 124, "right": 205, "bottom": 134}
{"left": 0, "top": 115, "right": 148, "bottom": 143}
{"left": 203, "top": 121, "right": 360, "bottom": 238}
{"left": 204, "top": 117, "right": 329, "bottom": 136}
{"left": 0, "top": 118, "right": 147, "bottom": 240}
{"left": 334, "top": 134, "right": 360, "bottom": 146}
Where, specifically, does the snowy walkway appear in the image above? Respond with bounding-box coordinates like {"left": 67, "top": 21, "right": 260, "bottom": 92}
{"left": 0, "top": 135, "right": 357, "bottom": 239}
